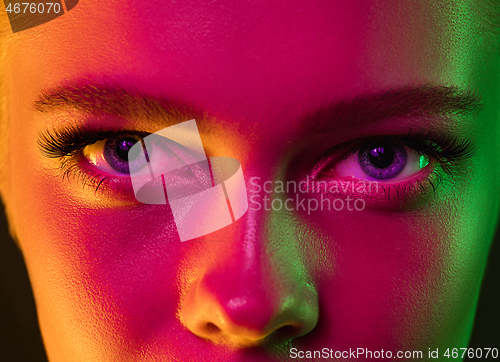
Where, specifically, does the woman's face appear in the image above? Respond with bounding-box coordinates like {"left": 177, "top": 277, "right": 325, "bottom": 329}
{"left": 2, "top": 0, "right": 499, "bottom": 361}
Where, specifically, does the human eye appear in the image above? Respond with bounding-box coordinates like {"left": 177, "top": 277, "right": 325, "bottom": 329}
{"left": 313, "top": 131, "right": 473, "bottom": 207}
{"left": 82, "top": 134, "right": 196, "bottom": 177}
{"left": 38, "top": 125, "right": 204, "bottom": 199}
{"left": 332, "top": 140, "right": 431, "bottom": 181}
{"left": 82, "top": 136, "right": 146, "bottom": 175}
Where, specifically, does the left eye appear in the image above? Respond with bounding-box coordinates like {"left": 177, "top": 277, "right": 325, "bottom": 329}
{"left": 328, "top": 140, "right": 431, "bottom": 182}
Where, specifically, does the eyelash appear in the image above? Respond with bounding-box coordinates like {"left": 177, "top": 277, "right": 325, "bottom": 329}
{"left": 38, "top": 126, "right": 150, "bottom": 194}
{"left": 38, "top": 126, "right": 474, "bottom": 204}
{"left": 312, "top": 131, "right": 473, "bottom": 204}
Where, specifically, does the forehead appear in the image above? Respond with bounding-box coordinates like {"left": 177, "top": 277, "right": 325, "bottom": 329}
{"left": 6, "top": 0, "right": 491, "bottom": 126}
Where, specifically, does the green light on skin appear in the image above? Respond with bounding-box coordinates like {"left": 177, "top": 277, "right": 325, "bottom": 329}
{"left": 419, "top": 155, "right": 430, "bottom": 169}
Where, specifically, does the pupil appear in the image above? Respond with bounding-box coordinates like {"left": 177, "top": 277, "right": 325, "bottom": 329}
{"left": 368, "top": 144, "right": 394, "bottom": 168}
{"left": 116, "top": 138, "right": 139, "bottom": 161}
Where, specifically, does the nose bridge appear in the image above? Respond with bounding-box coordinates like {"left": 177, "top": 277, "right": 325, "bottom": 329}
{"left": 203, "top": 164, "right": 305, "bottom": 301}
{"left": 235, "top": 206, "right": 262, "bottom": 276}
{"left": 202, "top": 207, "right": 294, "bottom": 328}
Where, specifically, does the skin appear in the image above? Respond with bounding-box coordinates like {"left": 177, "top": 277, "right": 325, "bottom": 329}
{"left": 1, "top": 0, "right": 500, "bottom": 361}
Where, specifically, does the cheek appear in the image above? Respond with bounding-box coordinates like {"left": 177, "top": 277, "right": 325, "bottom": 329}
{"left": 300, "top": 204, "right": 481, "bottom": 349}
{"left": 13, "top": 161, "right": 189, "bottom": 355}
{"left": 75, "top": 206, "right": 183, "bottom": 338}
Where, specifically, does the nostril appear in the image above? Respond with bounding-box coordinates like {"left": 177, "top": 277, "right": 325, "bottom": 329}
{"left": 203, "top": 322, "right": 221, "bottom": 335}
{"left": 266, "top": 324, "right": 304, "bottom": 344}
{"left": 276, "top": 324, "right": 301, "bottom": 337}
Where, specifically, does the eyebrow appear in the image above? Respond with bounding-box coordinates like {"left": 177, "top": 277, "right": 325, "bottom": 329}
{"left": 35, "top": 82, "right": 483, "bottom": 133}
{"left": 35, "top": 82, "right": 202, "bottom": 128}
{"left": 301, "top": 85, "right": 483, "bottom": 135}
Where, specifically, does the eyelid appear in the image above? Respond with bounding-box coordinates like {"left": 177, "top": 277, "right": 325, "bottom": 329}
{"left": 82, "top": 134, "right": 202, "bottom": 179}
{"left": 38, "top": 125, "right": 151, "bottom": 159}
{"left": 329, "top": 146, "right": 430, "bottom": 183}
{"left": 311, "top": 131, "right": 473, "bottom": 179}
{"left": 306, "top": 132, "right": 473, "bottom": 209}
{"left": 38, "top": 127, "right": 151, "bottom": 197}
{"left": 38, "top": 126, "right": 210, "bottom": 198}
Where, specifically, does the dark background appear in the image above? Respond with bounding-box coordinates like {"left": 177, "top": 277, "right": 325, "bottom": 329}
{"left": 0, "top": 203, "right": 498, "bottom": 362}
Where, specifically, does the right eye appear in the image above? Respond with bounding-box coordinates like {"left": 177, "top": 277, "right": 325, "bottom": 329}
{"left": 83, "top": 135, "right": 146, "bottom": 175}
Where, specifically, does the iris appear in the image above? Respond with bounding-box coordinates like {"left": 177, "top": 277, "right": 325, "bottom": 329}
{"left": 358, "top": 142, "right": 407, "bottom": 180}
{"left": 103, "top": 136, "right": 144, "bottom": 174}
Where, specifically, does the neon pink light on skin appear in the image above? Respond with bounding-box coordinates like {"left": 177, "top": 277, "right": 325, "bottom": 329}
{"left": 3, "top": 0, "right": 499, "bottom": 361}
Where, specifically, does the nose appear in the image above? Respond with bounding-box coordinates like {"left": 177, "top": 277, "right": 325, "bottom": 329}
{"left": 179, "top": 214, "right": 319, "bottom": 347}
